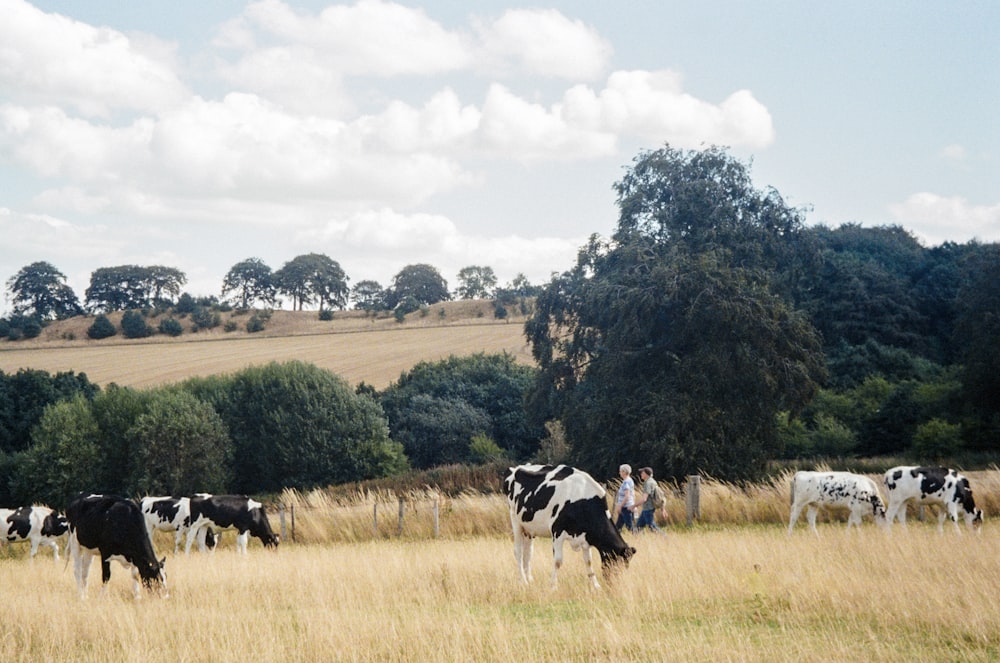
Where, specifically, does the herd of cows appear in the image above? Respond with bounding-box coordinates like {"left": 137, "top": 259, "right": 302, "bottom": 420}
{"left": 1, "top": 493, "right": 279, "bottom": 598}
{"left": 502, "top": 464, "right": 985, "bottom": 588}
{"left": 0, "top": 464, "right": 986, "bottom": 597}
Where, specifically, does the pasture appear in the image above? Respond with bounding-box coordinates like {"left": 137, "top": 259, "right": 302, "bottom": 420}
{"left": 4, "top": 475, "right": 1000, "bottom": 662}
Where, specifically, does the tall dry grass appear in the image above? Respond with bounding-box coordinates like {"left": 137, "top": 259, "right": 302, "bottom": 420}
{"left": 3, "top": 523, "right": 999, "bottom": 662}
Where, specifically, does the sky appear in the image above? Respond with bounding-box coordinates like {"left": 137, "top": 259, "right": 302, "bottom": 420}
{"left": 2, "top": 0, "right": 998, "bottom": 313}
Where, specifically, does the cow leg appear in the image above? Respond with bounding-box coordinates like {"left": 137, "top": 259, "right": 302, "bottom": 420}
{"left": 44, "top": 538, "right": 60, "bottom": 560}
{"left": 184, "top": 525, "right": 201, "bottom": 554}
{"left": 787, "top": 501, "right": 804, "bottom": 534}
{"left": 71, "top": 537, "right": 92, "bottom": 599}
{"left": 550, "top": 537, "right": 565, "bottom": 588}
{"left": 29, "top": 535, "right": 40, "bottom": 559}
{"left": 846, "top": 507, "right": 861, "bottom": 530}
{"left": 235, "top": 530, "right": 249, "bottom": 554}
{"left": 805, "top": 506, "right": 820, "bottom": 535}
{"left": 173, "top": 528, "right": 185, "bottom": 554}
{"left": 580, "top": 545, "right": 600, "bottom": 590}
{"left": 100, "top": 557, "right": 113, "bottom": 596}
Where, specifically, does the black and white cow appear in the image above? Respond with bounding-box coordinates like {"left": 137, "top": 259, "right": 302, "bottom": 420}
{"left": 1, "top": 505, "right": 69, "bottom": 560}
{"left": 788, "top": 471, "right": 888, "bottom": 534}
{"left": 185, "top": 494, "right": 279, "bottom": 554}
{"left": 140, "top": 496, "right": 192, "bottom": 554}
{"left": 883, "top": 466, "right": 984, "bottom": 533}
{"left": 66, "top": 493, "right": 167, "bottom": 599}
{"left": 503, "top": 464, "right": 636, "bottom": 589}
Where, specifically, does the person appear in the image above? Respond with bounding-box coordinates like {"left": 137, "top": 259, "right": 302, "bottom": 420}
{"left": 612, "top": 464, "right": 635, "bottom": 533}
{"left": 634, "top": 467, "right": 664, "bottom": 533}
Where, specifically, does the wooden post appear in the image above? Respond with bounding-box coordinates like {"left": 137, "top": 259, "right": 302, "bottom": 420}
{"left": 279, "top": 505, "right": 287, "bottom": 541}
{"left": 290, "top": 504, "right": 296, "bottom": 543}
{"left": 397, "top": 496, "right": 405, "bottom": 537}
{"left": 685, "top": 475, "right": 701, "bottom": 526}
{"left": 373, "top": 501, "right": 378, "bottom": 538}
{"left": 433, "top": 494, "right": 440, "bottom": 539}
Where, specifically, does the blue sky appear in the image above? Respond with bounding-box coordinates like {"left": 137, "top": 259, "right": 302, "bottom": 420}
{"left": 2, "top": 1, "right": 998, "bottom": 312}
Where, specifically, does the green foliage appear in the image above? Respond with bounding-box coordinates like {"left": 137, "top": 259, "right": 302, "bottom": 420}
{"left": 184, "top": 361, "right": 406, "bottom": 492}
{"left": 221, "top": 257, "right": 276, "bottom": 309}
{"left": 0, "top": 369, "right": 100, "bottom": 454}
{"left": 273, "top": 253, "right": 348, "bottom": 311}
{"left": 11, "top": 396, "right": 102, "bottom": 505}
{"left": 318, "top": 309, "right": 334, "bottom": 321}
{"left": 912, "top": 418, "right": 963, "bottom": 460}
{"left": 455, "top": 265, "right": 498, "bottom": 300}
{"left": 246, "top": 311, "right": 269, "bottom": 333}
{"left": 5, "top": 261, "right": 83, "bottom": 320}
{"left": 159, "top": 317, "right": 184, "bottom": 337}
{"left": 532, "top": 420, "right": 571, "bottom": 465}
{"left": 85, "top": 265, "right": 186, "bottom": 312}
{"left": 468, "top": 433, "right": 504, "bottom": 464}
{"left": 388, "top": 264, "right": 450, "bottom": 307}
{"left": 125, "top": 390, "right": 231, "bottom": 495}
{"left": 175, "top": 292, "right": 196, "bottom": 314}
{"left": 190, "top": 306, "right": 221, "bottom": 331}
{"left": 380, "top": 353, "right": 542, "bottom": 466}
{"left": 121, "top": 310, "right": 153, "bottom": 339}
{"left": 86, "top": 314, "right": 117, "bottom": 339}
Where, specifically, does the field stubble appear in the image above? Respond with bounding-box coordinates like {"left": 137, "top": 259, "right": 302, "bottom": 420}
{"left": 3, "top": 485, "right": 999, "bottom": 662}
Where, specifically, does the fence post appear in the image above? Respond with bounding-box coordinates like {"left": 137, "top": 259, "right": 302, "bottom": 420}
{"left": 279, "top": 505, "right": 287, "bottom": 542}
{"left": 397, "top": 496, "right": 405, "bottom": 537}
{"left": 373, "top": 502, "right": 378, "bottom": 538}
{"left": 685, "top": 475, "right": 701, "bottom": 526}
{"left": 433, "top": 494, "right": 440, "bottom": 539}
{"left": 290, "top": 504, "right": 296, "bottom": 543}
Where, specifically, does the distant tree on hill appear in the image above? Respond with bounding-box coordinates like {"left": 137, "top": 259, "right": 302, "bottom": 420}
{"left": 84, "top": 265, "right": 187, "bottom": 312}
{"left": 387, "top": 264, "right": 449, "bottom": 308}
{"left": 6, "top": 261, "right": 83, "bottom": 320}
{"left": 274, "top": 253, "right": 349, "bottom": 311}
{"left": 221, "top": 257, "right": 277, "bottom": 309}
{"left": 351, "top": 280, "right": 388, "bottom": 311}
{"left": 455, "top": 266, "right": 497, "bottom": 299}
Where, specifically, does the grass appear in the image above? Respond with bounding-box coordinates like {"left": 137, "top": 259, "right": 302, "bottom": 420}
{"left": 3, "top": 520, "right": 999, "bottom": 662}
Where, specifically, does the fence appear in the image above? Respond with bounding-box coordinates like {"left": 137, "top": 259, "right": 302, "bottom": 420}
{"left": 271, "top": 476, "right": 707, "bottom": 545}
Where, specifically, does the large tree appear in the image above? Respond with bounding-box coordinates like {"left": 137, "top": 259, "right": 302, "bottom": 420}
{"left": 455, "top": 265, "right": 497, "bottom": 300}
{"left": 526, "top": 146, "right": 826, "bottom": 481}
{"left": 6, "top": 261, "right": 83, "bottom": 320}
{"left": 84, "top": 265, "right": 187, "bottom": 312}
{"left": 273, "top": 253, "right": 349, "bottom": 311}
{"left": 388, "top": 264, "right": 449, "bottom": 307}
{"left": 221, "top": 257, "right": 276, "bottom": 309}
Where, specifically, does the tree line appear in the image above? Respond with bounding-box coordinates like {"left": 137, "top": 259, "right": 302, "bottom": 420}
{"left": 2, "top": 257, "right": 543, "bottom": 337}
{"left": 1, "top": 144, "right": 997, "bottom": 494}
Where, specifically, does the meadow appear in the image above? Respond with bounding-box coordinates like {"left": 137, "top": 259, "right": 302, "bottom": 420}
{"left": 3, "top": 473, "right": 999, "bottom": 662}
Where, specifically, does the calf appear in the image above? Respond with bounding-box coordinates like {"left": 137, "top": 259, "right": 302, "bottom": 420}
{"left": 185, "top": 494, "right": 279, "bottom": 554}
{"left": 503, "top": 464, "right": 636, "bottom": 589}
{"left": 788, "top": 471, "right": 887, "bottom": 534}
{"left": 883, "top": 466, "right": 984, "bottom": 533}
{"left": 1, "top": 505, "right": 68, "bottom": 560}
{"left": 66, "top": 493, "right": 167, "bottom": 599}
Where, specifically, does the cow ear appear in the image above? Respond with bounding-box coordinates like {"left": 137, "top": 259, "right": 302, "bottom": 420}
{"left": 159, "top": 557, "right": 166, "bottom": 566}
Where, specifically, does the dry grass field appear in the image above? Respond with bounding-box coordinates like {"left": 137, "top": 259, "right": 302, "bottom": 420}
{"left": 0, "top": 301, "right": 532, "bottom": 389}
{"left": 2, "top": 494, "right": 999, "bottom": 662}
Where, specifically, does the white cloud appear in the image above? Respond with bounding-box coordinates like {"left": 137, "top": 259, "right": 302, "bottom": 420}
{"left": 475, "top": 8, "right": 612, "bottom": 80}
{"left": 0, "top": 0, "right": 187, "bottom": 117}
{"left": 888, "top": 192, "right": 1000, "bottom": 245}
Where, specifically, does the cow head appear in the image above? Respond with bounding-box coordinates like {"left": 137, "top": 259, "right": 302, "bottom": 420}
{"left": 870, "top": 495, "right": 889, "bottom": 528}
{"left": 42, "top": 511, "right": 69, "bottom": 538}
{"left": 133, "top": 556, "right": 168, "bottom": 596}
{"left": 250, "top": 509, "right": 280, "bottom": 548}
{"left": 598, "top": 544, "right": 636, "bottom": 583}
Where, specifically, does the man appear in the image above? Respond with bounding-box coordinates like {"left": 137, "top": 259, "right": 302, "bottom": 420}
{"left": 634, "top": 467, "right": 664, "bottom": 533}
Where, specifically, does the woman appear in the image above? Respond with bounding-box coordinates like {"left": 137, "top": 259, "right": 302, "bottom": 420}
{"left": 612, "top": 464, "right": 635, "bottom": 533}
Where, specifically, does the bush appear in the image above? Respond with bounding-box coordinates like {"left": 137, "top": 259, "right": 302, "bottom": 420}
{"left": 191, "top": 307, "right": 221, "bottom": 331}
{"left": 174, "top": 293, "right": 196, "bottom": 314}
{"left": 319, "top": 309, "right": 335, "bottom": 321}
{"left": 158, "top": 318, "right": 184, "bottom": 337}
{"left": 0, "top": 319, "right": 10, "bottom": 338}
{"left": 87, "top": 314, "right": 117, "bottom": 340}
{"left": 121, "top": 310, "right": 153, "bottom": 339}
{"left": 224, "top": 321, "right": 238, "bottom": 332}
{"left": 912, "top": 418, "right": 963, "bottom": 460}
{"left": 246, "top": 314, "right": 267, "bottom": 333}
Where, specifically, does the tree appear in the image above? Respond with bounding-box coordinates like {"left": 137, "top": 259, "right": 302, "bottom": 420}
{"left": 0, "top": 369, "right": 99, "bottom": 454}
{"left": 121, "top": 310, "right": 153, "bottom": 339}
{"left": 85, "top": 265, "right": 186, "bottom": 312}
{"left": 87, "top": 314, "right": 117, "bottom": 339}
{"left": 222, "top": 258, "right": 277, "bottom": 309}
{"left": 351, "top": 280, "right": 388, "bottom": 311}
{"left": 455, "top": 266, "right": 497, "bottom": 299}
{"left": 388, "top": 264, "right": 449, "bottom": 308}
{"left": 145, "top": 265, "right": 187, "bottom": 307}
{"left": 526, "top": 146, "right": 826, "bottom": 481}
{"left": 273, "top": 253, "right": 349, "bottom": 311}
{"left": 126, "top": 390, "right": 230, "bottom": 495}
{"left": 6, "top": 261, "right": 83, "bottom": 320}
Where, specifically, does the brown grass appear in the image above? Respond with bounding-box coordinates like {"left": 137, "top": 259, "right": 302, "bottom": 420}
{"left": 0, "top": 301, "right": 532, "bottom": 389}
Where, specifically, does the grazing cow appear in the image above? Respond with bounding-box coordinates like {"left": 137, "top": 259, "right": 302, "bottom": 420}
{"left": 883, "top": 466, "right": 984, "bottom": 533}
{"left": 503, "top": 464, "right": 636, "bottom": 589}
{"left": 66, "top": 493, "right": 167, "bottom": 599}
{"left": 140, "top": 496, "right": 192, "bottom": 554}
{"left": 1, "top": 505, "right": 69, "bottom": 560}
{"left": 185, "top": 494, "right": 279, "bottom": 554}
{"left": 788, "top": 471, "right": 888, "bottom": 534}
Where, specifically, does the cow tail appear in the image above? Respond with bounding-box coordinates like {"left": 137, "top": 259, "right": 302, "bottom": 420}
{"left": 789, "top": 478, "right": 794, "bottom": 506}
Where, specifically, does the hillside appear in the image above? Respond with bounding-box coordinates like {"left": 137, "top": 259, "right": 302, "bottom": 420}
{"left": 0, "top": 300, "right": 535, "bottom": 390}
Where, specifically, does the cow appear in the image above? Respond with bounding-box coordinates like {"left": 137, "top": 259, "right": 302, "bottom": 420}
{"left": 883, "top": 466, "right": 984, "bottom": 533}
{"left": 503, "top": 464, "right": 636, "bottom": 589}
{"left": 140, "top": 496, "right": 192, "bottom": 554}
{"left": 1, "top": 505, "right": 69, "bottom": 560}
{"left": 185, "top": 494, "right": 279, "bottom": 554}
{"left": 788, "top": 471, "right": 888, "bottom": 534}
{"left": 66, "top": 493, "right": 167, "bottom": 599}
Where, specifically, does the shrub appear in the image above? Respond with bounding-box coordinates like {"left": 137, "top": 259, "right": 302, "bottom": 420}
{"left": 912, "top": 418, "right": 963, "bottom": 460}
{"left": 174, "top": 293, "right": 196, "bottom": 314}
{"left": 246, "top": 314, "right": 267, "bottom": 333}
{"left": 469, "top": 433, "right": 504, "bottom": 464}
{"left": 121, "top": 310, "right": 153, "bottom": 339}
{"left": 87, "top": 314, "right": 117, "bottom": 340}
{"left": 0, "top": 319, "right": 9, "bottom": 338}
{"left": 158, "top": 318, "right": 184, "bottom": 337}
{"left": 20, "top": 319, "right": 42, "bottom": 339}
{"left": 224, "top": 321, "right": 238, "bottom": 332}
{"left": 191, "top": 307, "right": 221, "bottom": 331}
{"left": 319, "top": 309, "right": 335, "bottom": 321}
